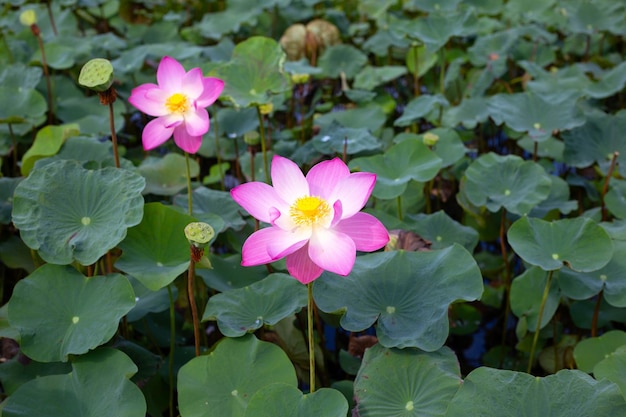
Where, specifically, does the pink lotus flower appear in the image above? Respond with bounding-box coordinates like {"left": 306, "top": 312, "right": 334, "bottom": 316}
{"left": 231, "top": 155, "right": 389, "bottom": 284}
{"left": 129, "top": 56, "right": 224, "bottom": 154}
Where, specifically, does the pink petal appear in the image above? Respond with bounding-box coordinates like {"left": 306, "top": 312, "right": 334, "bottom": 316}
{"left": 334, "top": 212, "right": 389, "bottom": 252}
{"left": 286, "top": 244, "right": 324, "bottom": 284}
{"left": 142, "top": 117, "right": 174, "bottom": 150}
{"left": 196, "top": 77, "right": 225, "bottom": 107}
{"left": 230, "top": 182, "right": 289, "bottom": 223}
{"left": 181, "top": 68, "right": 205, "bottom": 100}
{"left": 240, "top": 228, "right": 279, "bottom": 266}
{"left": 172, "top": 124, "right": 202, "bottom": 153}
{"left": 266, "top": 229, "right": 309, "bottom": 259}
{"left": 306, "top": 158, "right": 350, "bottom": 199}
{"left": 308, "top": 228, "right": 356, "bottom": 276}
{"left": 184, "top": 107, "right": 209, "bottom": 136}
{"left": 129, "top": 84, "right": 169, "bottom": 116}
{"left": 271, "top": 155, "right": 309, "bottom": 203}
{"left": 157, "top": 56, "right": 185, "bottom": 92}
{"left": 332, "top": 172, "right": 376, "bottom": 218}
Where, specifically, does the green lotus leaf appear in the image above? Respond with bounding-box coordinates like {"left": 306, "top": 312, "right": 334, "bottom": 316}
{"left": 34, "top": 136, "right": 134, "bottom": 170}
{"left": 138, "top": 153, "right": 200, "bottom": 196}
{"left": 508, "top": 216, "right": 613, "bottom": 272}
{"left": 318, "top": 44, "right": 368, "bottom": 79}
{"left": 574, "top": 330, "right": 626, "bottom": 373}
{"left": 529, "top": 174, "right": 577, "bottom": 217}
{"left": 244, "top": 384, "right": 348, "bottom": 417}
{"left": 398, "top": 10, "right": 476, "bottom": 51}
{"left": 196, "top": 254, "right": 267, "bottom": 292}
{"left": 563, "top": 112, "right": 626, "bottom": 175}
{"left": 488, "top": 92, "right": 585, "bottom": 142}
{"left": 570, "top": 298, "right": 626, "bottom": 330}
{"left": 404, "top": 210, "right": 479, "bottom": 252}
{"left": 0, "top": 356, "right": 70, "bottom": 396}
{"left": 0, "top": 85, "right": 47, "bottom": 125}
{"left": 462, "top": 153, "right": 551, "bottom": 215}
{"left": 173, "top": 186, "right": 246, "bottom": 231}
{"left": 353, "top": 65, "right": 407, "bottom": 91}
{"left": 585, "top": 61, "right": 626, "bottom": 99}
{"left": 349, "top": 140, "right": 442, "bottom": 200}
{"left": 20, "top": 123, "right": 80, "bottom": 176}
{"left": 178, "top": 334, "right": 297, "bottom": 417}
{"left": 203, "top": 162, "right": 231, "bottom": 185}
{"left": 394, "top": 127, "right": 466, "bottom": 168}
{"left": 1, "top": 348, "right": 146, "bottom": 417}
{"left": 510, "top": 266, "right": 560, "bottom": 330}
{"left": 315, "top": 105, "right": 387, "bottom": 132}
{"left": 442, "top": 97, "right": 490, "bottom": 129}
{"left": 31, "top": 35, "right": 91, "bottom": 70}
{"left": 215, "top": 107, "right": 259, "bottom": 140}
{"left": 0, "top": 235, "right": 35, "bottom": 273}
{"left": 594, "top": 346, "right": 626, "bottom": 400}
{"left": 311, "top": 122, "right": 382, "bottom": 156}
{"left": 405, "top": 44, "right": 438, "bottom": 77}
{"left": 7, "top": 264, "right": 135, "bottom": 362}
{"left": 0, "top": 63, "right": 42, "bottom": 90}
{"left": 605, "top": 180, "right": 626, "bottom": 219}
{"left": 314, "top": 246, "right": 483, "bottom": 350}
{"left": 518, "top": 135, "right": 565, "bottom": 162}
{"left": 126, "top": 275, "right": 177, "bottom": 322}
{"left": 354, "top": 344, "right": 461, "bottom": 417}
{"left": 467, "top": 28, "right": 518, "bottom": 67}
{"left": 558, "top": 237, "right": 626, "bottom": 307}
{"left": 445, "top": 367, "right": 626, "bottom": 416}
{"left": 403, "top": 0, "right": 463, "bottom": 12}
{"left": 12, "top": 160, "right": 145, "bottom": 265}
{"left": 216, "top": 36, "right": 290, "bottom": 108}
{"left": 564, "top": 0, "right": 625, "bottom": 35}
{"left": 202, "top": 273, "right": 307, "bottom": 337}
{"left": 115, "top": 203, "right": 196, "bottom": 291}
{"left": 394, "top": 94, "right": 449, "bottom": 127}
{"left": 193, "top": 1, "right": 267, "bottom": 40}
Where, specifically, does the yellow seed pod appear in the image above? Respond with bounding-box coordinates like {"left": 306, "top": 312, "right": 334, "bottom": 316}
{"left": 258, "top": 102, "right": 273, "bottom": 115}
{"left": 19, "top": 9, "right": 37, "bottom": 27}
{"left": 423, "top": 132, "right": 440, "bottom": 146}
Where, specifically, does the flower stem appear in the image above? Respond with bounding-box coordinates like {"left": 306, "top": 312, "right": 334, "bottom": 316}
{"left": 188, "top": 259, "right": 201, "bottom": 357}
{"left": 167, "top": 284, "right": 175, "bottom": 417}
{"left": 307, "top": 282, "right": 316, "bottom": 392}
{"left": 184, "top": 152, "right": 193, "bottom": 215}
{"left": 33, "top": 25, "right": 53, "bottom": 125}
{"left": 498, "top": 208, "right": 512, "bottom": 368}
{"left": 396, "top": 195, "right": 403, "bottom": 221}
{"left": 212, "top": 109, "right": 225, "bottom": 191}
{"left": 527, "top": 269, "right": 554, "bottom": 374}
{"left": 256, "top": 105, "right": 270, "bottom": 183}
{"left": 106, "top": 92, "right": 120, "bottom": 168}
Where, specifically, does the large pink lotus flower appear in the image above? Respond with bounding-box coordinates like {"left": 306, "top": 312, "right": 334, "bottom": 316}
{"left": 231, "top": 155, "right": 389, "bottom": 284}
{"left": 129, "top": 56, "right": 224, "bottom": 154}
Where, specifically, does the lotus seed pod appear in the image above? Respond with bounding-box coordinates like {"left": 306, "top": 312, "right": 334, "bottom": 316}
{"left": 423, "top": 132, "right": 439, "bottom": 146}
{"left": 306, "top": 19, "right": 341, "bottom": 52}
{"left": 185, "top": 222, "right": 214, "bottom": 248}
{"left": 280, "top": 23, "right": 307, "bottom": 61}
{"left": 243, "top": 131, "right": 260, "bottom": 146}
{"left": 19, "top": 9, "right": 37, "bottom": 27}
{"left": 291, "top": 73, "right": 310, "bottom": 84}
{"left": 78, "top": 58, "right": 114, "bottom": 92}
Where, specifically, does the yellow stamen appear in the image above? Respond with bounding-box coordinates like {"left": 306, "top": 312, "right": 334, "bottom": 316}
{"left": 165, "top": 93, "right": 189, "bottom": 113}
{"left": 290, "top": 196, "right": 330, "bottom": 226}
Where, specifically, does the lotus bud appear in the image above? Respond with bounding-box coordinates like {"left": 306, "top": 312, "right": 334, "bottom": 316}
{"left": 19, "top": 9, "right": 37, "bottom": 27}
{"left": 258, "top": 102, "right": 273, "bottom": 115}
{"left": 291, "top": 73, "right": 310, "bottom": 84}
{"left": 243, "top": 131, "right": 260, "bottom": 146}
{"left": 423, "top": 132, "right": 439, "bottom": 147}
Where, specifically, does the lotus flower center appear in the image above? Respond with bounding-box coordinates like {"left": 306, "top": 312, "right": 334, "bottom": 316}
{"left": 165, "top": 93, "right": 189, "bottom": 113}
{"left": 290, "top": 196, "right": 330, "bottom": 226}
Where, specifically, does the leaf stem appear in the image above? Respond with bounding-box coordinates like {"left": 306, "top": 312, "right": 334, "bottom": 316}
{"left": 527, "top": 269, "right": 554, "bottom": 374}
{"left": 212, "top": 109, "right": 225, "bottom": 191}
{"left": 256, "top": 106, "right": 270, "bottom": 183}
{"left": 108, "top": 99, "right": 120, "bottom": 168}
{"left": 167, "top": 284, "right": 175, "bottom": 417}
{"left": 307, "top": 282, "right": 316, "bottom": 392}
{"left": 591, "top": 289, "right": 604, "bottom": 337}
{"left": 188, "top": 258, "right": 201, "bottom": 356}
{"left": 499, "top": 208, "right": 512, "bottom": 368}
{"left": 601, "top": 151, "right": 619, "bottom": 221}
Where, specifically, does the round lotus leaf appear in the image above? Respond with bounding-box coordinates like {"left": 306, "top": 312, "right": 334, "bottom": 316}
{"left": 0, "top": 357, "right": 70, "bottom": 396}
{"left": 0, "top": 85, "right": 47, "bottom": 125}
{"left": 115, "top": 203, "right": 196, "bottom": 291}
{"left": 311, "top": 123, "right": 382, "bottom": 156}
{"left": 563, "top": 113, "right": 626, "bottom": 175}
{"left": 315, "top": 106, "right": 387, "bottom": 132}
{"left": 1, "top": 348, "right": 146, "bottom": 417}
{"left": 126, "top": 275, "right": 177, "bottom": 322}
{"left": 178, "top": 334, "right": 297, "bottom": 417}
{"left": 0, "top": 177, "right": 22, "bottom": 225}
{"left": 217, "top": 36, "right": 290, "bottom": 108}
{"left": 354, "top": 344, "right": 461, "bottom": 417}
{"left": 314, "top": 245, "right": 483, "bottom": 350}
{"left": 7, "top": 264, "right": 135, "bottom": 362}
{"left": 462, "top": 153, "right": 551, "bottom": 215}
{"left": 510, "top": 266, "right": 560, "bottom": 330}
{"left": 394, "top": 94, "right": 449, "bottom": 127}
{"left": 349, "top": 140, "right": 442, "bottom": 200}
{"left": 605, "top": 180, "right": 626, "bottom": 219}
{"left": 196, "top": 253, "right": 267, "bottom": 292}
{"left": 12, "top": 160, "right": 145, "bottom": 265}
{"left": 529, "top": 174, "right": 577, "bottom": 218}
{"left": 573, "top": 330, "right": 626, "bottom": 373}
{"left": 396, "top": 128, "right": 466, "bottom": 168}
{"left": 508, "top": 216, "right": 613, "bottom": 272}
{"left": 318, "top": 44, "right": 368, "bottom": 79}
{"left": 20, "top": 123, "right": 80, "bottom": 176}
{"left": 174, "top": 186, "right": 244, "bottom": 231}
{"left": 244, "top": 384, "right": 348, "bottom": 417}
{"left": 404, "top": 210, "right": 478, "bottom": 252}
{"left": 139, "top": 153, "right": 200, "bottom": 196}
{"left": 353, "top": 65, "right": 407, "bottom": 91}
{"left": 488, "top": 92, "right": 585, "bottom": 142}
{"left": 202, "top": 273, "right": 307, "bottom": 337}
{"left": 34, "top": 136, "right": 134, "bottom": 171}
{"left": 445, "top": 367, "right": 626, "bottom": 416}
{"left": 569, "top": 298, "right": 626, "bottom": 330}
{"left": 442, "top": 97, "right": 490, "bottom": 129}
{"left": 593, "top": 346, "right": 626, "bottom": 400}
{"left": 405, "top": 44, "right": 438, "bottom": 77}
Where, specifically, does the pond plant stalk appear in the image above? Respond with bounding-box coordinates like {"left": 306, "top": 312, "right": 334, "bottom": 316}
{"left": 528, "top": 269, "right": 555, "bottom": 374}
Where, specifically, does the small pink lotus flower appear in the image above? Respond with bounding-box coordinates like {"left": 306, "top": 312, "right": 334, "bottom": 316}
{"left": 129, "top": 56, "right": 224, "bottom": 154}
{"left": 231, "top": 155, "right": 389, "bottom": 284}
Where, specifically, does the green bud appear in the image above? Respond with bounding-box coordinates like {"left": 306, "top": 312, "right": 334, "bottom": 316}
{"left": 19, "top": 9, "right": 37, "bottom": 26}
{"left": 422, "top": 132, "right": 439, "bottom": 147}
{"left": 243, "top": 131, "right": 260, "bottom": 146}
{"left": 78, "top": 58, "right": 114, "bottom": 92}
